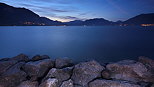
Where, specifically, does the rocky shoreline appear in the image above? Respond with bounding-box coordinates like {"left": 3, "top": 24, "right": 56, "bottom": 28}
{"left": 0, "top": 54, "right": 154, "bottom": 87}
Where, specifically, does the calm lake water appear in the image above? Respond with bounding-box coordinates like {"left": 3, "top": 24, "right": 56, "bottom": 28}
{"left": 0, "top": 26, "right": 154, "bottom": 63}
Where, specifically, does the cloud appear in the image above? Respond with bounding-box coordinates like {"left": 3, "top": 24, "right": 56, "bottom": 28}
{"left": 58, "top": 16, "right": 81, "bottom": 20}
{"left": 18, "top": 3, "right": 72, "bottom": 13}
{"left": 36, "top": 0, "right": 74, "bottom": 4}
{"left": 47, "top": 15, "right": 85, "bottom": 22}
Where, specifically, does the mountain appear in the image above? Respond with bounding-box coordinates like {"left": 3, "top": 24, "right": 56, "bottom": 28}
{"left": 83, "top": 18, "right": 113, "bottom": 26}
{"left": 124, "top": 13, "right": 154, "bottom": 25}
{"left": 0, "top": 3, "right": 63, "bottom": 26}
{"left": 64, "top": 20, "right": 84, "bottom": 26}
{"left": 0, "top": 3, "right": 154, "bottom": 26}
{"left": 64, "top": 18, "right": 113, "bottom": 26}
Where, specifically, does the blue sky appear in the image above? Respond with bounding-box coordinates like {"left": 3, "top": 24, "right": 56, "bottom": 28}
{"left": 0, "top": 0, "right": 154, "bottom": 22}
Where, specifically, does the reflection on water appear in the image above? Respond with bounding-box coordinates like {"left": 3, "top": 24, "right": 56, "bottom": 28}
{"left": 0, "top": 26, "right": 154, "bottom": 63}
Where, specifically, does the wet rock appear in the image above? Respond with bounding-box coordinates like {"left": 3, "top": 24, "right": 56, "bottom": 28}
{"left": 89, "top": 79, "right": 141, "bottom": 87}
{"left": 106, "top": 60, "right": 154, "bottom": 83}
{"left": 0, "top": 62, "right": 27, "bottom": 87}
{"left": 39, "top": 78, "right": 58, "bottom": 87}
{"left": 71, "top": 60, "right": 105, "bottom": 87}
{"left": 43, "top": 67, "right": 72, "bottom": 86}
{"left": 55, "top": 58, "right": 73, "bottom": 68}
{"left": 11, "top": 54, "right": 29, "bottom": 62}
{"left": 17, "top": 81, "right": 38, "bottom": 87}
{"left": 23, "top": 59, "right": 54, "bottom": 81}
{"left": 60, "top": 79, "right": 74, "bottom": 87}
{"left": 32, "top": 55, "right": 50, "bottom": 61}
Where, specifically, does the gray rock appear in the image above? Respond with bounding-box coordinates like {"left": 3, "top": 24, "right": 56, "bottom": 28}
{"left": 106, "top": 60, "right": 154, "bottom": 83}
{"left": 31, "top": 55, "right": 42, "bottom": 61}
{"left": 43, "top": 67, "right": 72, "bottom": 86}
{"left": 0, "top": 58, "right": 10, "bottom": 61}
{"left": 23, "top": 59, "right": 54, "bottom": 81}
{"left": 138, "top": 56, "right": 154, "bottom": 73}
{"left": 0, "top": 60, "right": 17, "bottom": 75}
{"left": 71, "top": 60, "right": 105, "bottom": 87}
{"left": 17, "top": 81, "right": 38, "bottom": 87}
{"left": 39, "top": 78, "right": 58, "bottom": 87}
{"left": 89, "top": 79, "right": 141, "bottom": 87}
{"left": 0, "top": 62, "right": 27, "bottom": 87}
{"left": 55, "top": 58, "right": 73, "bottom": 68}
{"left": 60, "top": 79, "right": 74, "bottom": 87}
{"left": 32, "top": 55, "right": 50, "bottom": 61}
{"left": 0, "top": 54, "right": 29, "bottom": 75}
{"left": 41, "top": 55, "right": 50, "bottom": 59}
{"left": 11, "top": 54, "right": 29, "bottom": 62}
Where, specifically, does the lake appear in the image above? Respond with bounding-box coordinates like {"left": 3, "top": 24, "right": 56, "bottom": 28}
{"left": 0, "top": 26, "right": 154, "bottom": 63}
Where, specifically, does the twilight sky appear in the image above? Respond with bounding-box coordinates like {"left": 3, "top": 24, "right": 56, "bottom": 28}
{"left": 0, "top": 0, "right": 154, "bottom": 22}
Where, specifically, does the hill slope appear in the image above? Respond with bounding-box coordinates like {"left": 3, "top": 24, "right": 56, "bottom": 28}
{"left": 0, "top": 3, "right": 63, "bottom": 26}
{"left": 124, "top": 13, "right": 154, "bottom": 25}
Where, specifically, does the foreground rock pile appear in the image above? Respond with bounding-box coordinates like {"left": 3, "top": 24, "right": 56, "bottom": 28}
{"left": 0, "top": 54, "right": 154, "bottom": 87}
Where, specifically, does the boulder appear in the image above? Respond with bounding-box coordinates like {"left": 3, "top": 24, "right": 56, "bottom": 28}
{"left": 60, "top": 79, "right": 74, "bottom": 87}
{"left": 55, "top": 58, "right": 73, "bottom": 68}
{"left": 71, "top": 60, "right": 104, "bottom": 87}
{"left": 89, "top": 79, "right": 141, "bottom": 87}
{"left": 43, "top": 67, "right": 72, "bottom": 86}
{"left": 17, "top": 81, "right": 38, "bottom": 87}
{"left": 11, "top": 54, "right": 29, "bottom": 62}
{"left": 41, "top": 55, "right": 50, "bottom": 59}
{"left": 39, "top": 78, "right": 58, "bottom": 87}
{"left": 31, "top": 55, "right": 50, "bottom": 61}
{"left": 0, "top": 62, "right": 27, "bottom": 87}
{"left": 0, "top": 60, "right": 17, "bottom": 75}
{"left": 0, "top": 54, "right": 29, "bottom": 75}
{"left": 138, "top": 56, "right": 154, "bottom": 73}
{"left": 22, "top": 59, "right": 54, "bottom": 81}
{"left": 106, "top": 60, "right": 154, "bottom": 83}
{"left": 0, "top": 58, "right": 10, "bottom": 61}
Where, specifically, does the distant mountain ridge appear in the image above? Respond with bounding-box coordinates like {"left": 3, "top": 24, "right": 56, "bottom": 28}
{"left": 64, "top": 18, "right": 113, "bottom": 26}
{"left": 0, "top": 3, "right": 63, "bottom": 26}
{"left": 124, "top": 13, "right": 154, "bottom": 25}
{"left": 0, "top": 3, "right": 154, "bottom": 26}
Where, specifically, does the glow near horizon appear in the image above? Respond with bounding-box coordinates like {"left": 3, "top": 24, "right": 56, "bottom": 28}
{"left": 0, "top": 0, "right": 154, "bottom": 22}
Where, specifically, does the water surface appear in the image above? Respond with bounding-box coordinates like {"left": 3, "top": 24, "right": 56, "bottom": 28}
{"left": 0, "top": 26, "right": 154, "bottom": 62}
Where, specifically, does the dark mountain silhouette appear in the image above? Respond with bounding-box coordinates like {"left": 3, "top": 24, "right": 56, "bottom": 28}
{"left": 124, "top": 13, "right": 154, "bottom": 25}
{"left": 83, "top": 18, "right": 113, "bottom": 26}
{"left": 0, "top": 3, "right": 154, "bottom": 26}
{"left": 64, "top": 18, "right": 113, "bottom": 26}
{"left": 64, "top": 20, "right": 84, "bottom": 26}
{"left": 0, "top": 3, "right": 63, "bottom": 26}
{"left": 115, "top": 20, "right": 123, "bottom": 25}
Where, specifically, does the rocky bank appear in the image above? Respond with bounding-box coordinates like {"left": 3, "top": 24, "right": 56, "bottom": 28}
{"left": 0, "top": 54, "right": 154, "bottom": 87}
